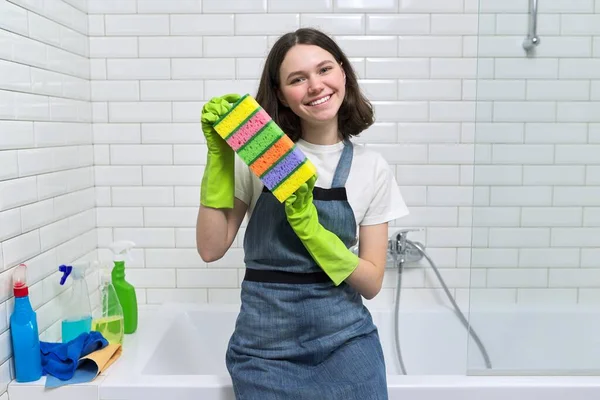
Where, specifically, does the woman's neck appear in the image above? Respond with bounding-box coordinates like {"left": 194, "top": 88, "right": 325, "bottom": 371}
{"left": 300, "top": 120, "right": 341, "bottom": 145}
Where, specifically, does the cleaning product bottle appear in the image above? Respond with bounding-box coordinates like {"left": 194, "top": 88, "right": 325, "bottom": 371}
{"left": 10, "top": 263, "right": 42, "bottom": 382}
{"left": 110, "top": 241, "right": 138, "bottom": 334}
{"left": 59, "top": 262, "right": 93, "bottom": 343}
{"left": 91, "top": 263, "right": 124, "bottom": 345}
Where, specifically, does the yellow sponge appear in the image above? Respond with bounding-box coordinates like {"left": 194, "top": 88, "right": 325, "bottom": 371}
{"left": 212, "top": 94, "right": 317, "bottom": 203}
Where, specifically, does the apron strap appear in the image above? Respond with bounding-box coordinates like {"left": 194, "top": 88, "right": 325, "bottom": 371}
{"left": 244, "top": 268, "right": 330, "bottom": 284}
{"left": 330, "top": 139, "right": 353, "bottom": 188}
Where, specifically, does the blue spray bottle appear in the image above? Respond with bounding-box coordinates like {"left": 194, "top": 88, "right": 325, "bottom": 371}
{"left": 10, "top": 263, "right": 42, "bottom": 382}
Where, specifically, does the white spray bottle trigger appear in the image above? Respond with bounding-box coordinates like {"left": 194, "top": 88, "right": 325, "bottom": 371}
{"left": 110, "top": 241, "right": 135, "bottom": 264}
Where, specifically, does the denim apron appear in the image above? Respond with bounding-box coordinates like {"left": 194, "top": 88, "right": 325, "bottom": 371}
{"left": 226, "top": 140, "right": 388, "bottom": 400}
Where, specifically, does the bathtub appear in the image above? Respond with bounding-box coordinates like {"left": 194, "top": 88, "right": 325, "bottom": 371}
{"left": 97, "top": 302, "right": 600, "bottom": 400}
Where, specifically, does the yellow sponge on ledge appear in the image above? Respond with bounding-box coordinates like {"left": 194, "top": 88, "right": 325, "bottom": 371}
{"left": 211, "top": 94, "right": 317, "bottom": 203}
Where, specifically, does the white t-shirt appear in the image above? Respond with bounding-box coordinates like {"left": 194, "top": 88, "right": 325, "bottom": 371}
{"left": 234, "top": 138, "right": 409, "bottom": 227}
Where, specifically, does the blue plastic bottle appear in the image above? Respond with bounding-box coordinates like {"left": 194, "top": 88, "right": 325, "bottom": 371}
{"left": 10, "top": 263, "right": 42, "bottom": 382}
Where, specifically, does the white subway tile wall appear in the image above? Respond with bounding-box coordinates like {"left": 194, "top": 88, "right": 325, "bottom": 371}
{"left": 82, "top": 0, "right": 600, "bottom": 313}
{"left": 0, "top": 0, "right": 96, "bottom": 394}
{"left": 1, "top": 0, "right": 600, "bottom": 390}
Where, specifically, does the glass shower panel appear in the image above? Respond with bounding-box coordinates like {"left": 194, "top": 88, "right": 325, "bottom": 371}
{"left": 467, "top": 0, "right": 600, "bottom": 375}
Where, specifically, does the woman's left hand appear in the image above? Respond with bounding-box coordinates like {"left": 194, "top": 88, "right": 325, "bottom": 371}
{"left": 284, "top": 175, "right": 359, "bottom": 286}
{"left": 283, "top": 175, "right": 317, "bottom": 238}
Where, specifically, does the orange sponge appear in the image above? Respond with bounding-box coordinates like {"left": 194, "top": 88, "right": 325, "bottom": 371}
{"left": 212, "top": 94, "right": 317, "bottom": 203}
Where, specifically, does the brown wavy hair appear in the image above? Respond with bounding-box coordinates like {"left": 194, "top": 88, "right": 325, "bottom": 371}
{"left": 255, "top": 28, "right": 374, "bottom": 142}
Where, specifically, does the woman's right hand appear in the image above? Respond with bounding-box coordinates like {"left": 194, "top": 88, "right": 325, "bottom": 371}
{"left": 200, "top": 94, "right": 241, "bottom": 209}
{"left": 201, "top": 94, "right": 240, "bottom": 155}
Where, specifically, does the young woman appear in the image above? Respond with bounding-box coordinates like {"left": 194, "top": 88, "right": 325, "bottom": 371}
{"left": 197, "top": 28, "right": 409, "bottom": 400}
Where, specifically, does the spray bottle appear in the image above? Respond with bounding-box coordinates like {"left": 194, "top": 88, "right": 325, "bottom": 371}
{"left": 59, "top": 262, "right": 93, "bottom": 343}
{"left": 91, "top": 263, "right": 124, "bottom": 345}
{"left": 10, "top": 263, "right": 42, "bottom": 382}
{"left": 110, "top": 241, "right": 137, "bottom": 334}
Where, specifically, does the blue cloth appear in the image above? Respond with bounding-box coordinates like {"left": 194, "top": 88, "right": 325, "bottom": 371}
{"left": 40, "top": 331, "right": 108, "bottom": 381}
{"left": 227, "top": 140, "right": 389, "bottom": 399}
{"left": 45, "top": 362, "right": 98, "bottom": 388}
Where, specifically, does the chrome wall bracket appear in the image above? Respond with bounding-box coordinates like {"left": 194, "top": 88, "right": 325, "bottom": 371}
{"left": 523, "top": 0, "right": 540, "bottom": 53}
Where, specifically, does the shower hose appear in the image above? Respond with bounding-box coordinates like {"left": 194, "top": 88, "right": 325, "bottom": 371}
{"left": 392, "top": 240, "right": 492, "bottom": 375}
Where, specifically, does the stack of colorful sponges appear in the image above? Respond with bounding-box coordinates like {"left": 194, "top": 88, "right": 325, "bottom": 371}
{"left": 212, "top": 94, "right": 317, "bottom": 202}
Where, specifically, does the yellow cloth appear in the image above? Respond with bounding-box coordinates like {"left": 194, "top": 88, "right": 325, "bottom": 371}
{"left": 82, "top": 343, "right": 122, "bottom": 377}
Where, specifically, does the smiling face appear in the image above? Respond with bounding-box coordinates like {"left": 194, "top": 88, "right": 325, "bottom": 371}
{"left": 277, "top": 44, "right": 346, "bottom": 129}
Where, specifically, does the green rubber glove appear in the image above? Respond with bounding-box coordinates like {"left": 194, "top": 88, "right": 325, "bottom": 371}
{"left": 200, "top": 94, "right": 241, "bottom": 209}
{"left": 284, "top": 175, "right": 360, "bottom": 286}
